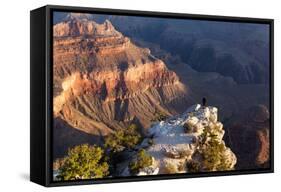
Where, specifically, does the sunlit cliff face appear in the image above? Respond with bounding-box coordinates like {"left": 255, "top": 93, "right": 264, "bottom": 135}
{"left": 53, "top": 19, "right": 185, "bottom": 108}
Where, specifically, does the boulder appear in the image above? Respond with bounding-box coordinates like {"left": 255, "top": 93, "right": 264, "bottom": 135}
{"left": 209, "top": 107, "right": 218, "bottom": 123}
{"left": 137, "top": 167, "right": 159, "bottom": 176}
{"left": 184, "top": 116, "right": 199, "bottom": 127}
{"left": 163, "top": 146, "right": 181, "bottom": 159}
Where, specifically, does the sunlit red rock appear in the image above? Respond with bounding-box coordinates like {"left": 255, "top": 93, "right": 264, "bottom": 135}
{"left": 53, "top": 17, "right": 188, "bottom": 145}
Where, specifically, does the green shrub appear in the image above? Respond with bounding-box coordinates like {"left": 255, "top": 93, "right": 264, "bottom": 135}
{"left": 198, "top": 127, "right": 208, "bottom": 146}
{"left": 152, "top": 111, "right": 168, "bottom": 122}
{"left": 195, "top": 123, "right": 234, "bottom": 172}
{"left": 129, "top": 149, "right": 153, "bottom": 174}
{"left": 57, "top": 144, "right": 109, "bottom": 180}
{"left": 104, "top": 124, "right": 141, "bottom": 153}
{"left": 200, "top": 138, "right": 230, "bottom": 171}
{"left": 186, "top": 160, "right": 201, "bottom": 173}
{"left": 216, "top": 154, "right": 233, "bottom": 171}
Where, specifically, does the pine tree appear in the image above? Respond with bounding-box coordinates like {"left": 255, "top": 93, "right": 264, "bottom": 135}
{"left": 129, "top": 149, "right": 153, "bottom": 174}
{"left": 57, "top": 144, "right": 109, "bottom": 180}
{"left": 104, "top": 124, "right": 141, "bottom": 153}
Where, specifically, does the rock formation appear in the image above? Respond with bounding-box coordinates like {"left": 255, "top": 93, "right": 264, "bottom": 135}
{"left": 53, "top": 16, "right": 188, "bottom": 157}
{"left": 225, "top": 104, "right": 270, "bottom": 169}
{"left": 120, "top": 104, "right": 236, "bottom": 176}
{"left": 52, "top": 14, "right": 270, "bottom": 170}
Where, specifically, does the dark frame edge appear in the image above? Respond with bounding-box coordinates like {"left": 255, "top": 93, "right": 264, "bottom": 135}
{"left": 47, "top": 169, "right": 273, "bottom": 187}
{"left": 46, "top": 5, "right": 53, "bottom": 187}
{"left": 45, "top": 4, "right": 273, "bottom": 23}
{"left": 269, "top": 19, "right": 274, "bottom": 173}
{"left": 30, "top": 5, "right": 48, "bottom": 186}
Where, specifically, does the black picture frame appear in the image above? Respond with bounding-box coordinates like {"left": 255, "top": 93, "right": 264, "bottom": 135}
{"left": 30, "top": 4, "right": 274, "bottom": 187}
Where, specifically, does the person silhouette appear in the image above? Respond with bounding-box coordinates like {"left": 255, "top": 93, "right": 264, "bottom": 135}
{"left": 202, "top": 97, "right": 207, "bottom": 107}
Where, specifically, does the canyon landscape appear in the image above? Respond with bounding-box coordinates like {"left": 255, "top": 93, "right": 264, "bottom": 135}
{"left": 52, "top": 12, "right": 271, "bottom": 181}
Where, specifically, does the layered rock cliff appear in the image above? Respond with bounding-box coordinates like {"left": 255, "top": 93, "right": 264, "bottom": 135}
{"left": 224, "top": 105, "right": 270, "bottom": 169}
{"left": 53, "top": 17, "right": 188, "bottom": 157}
{"left": 52, "top": 14, "right": 270, "bottom": 171}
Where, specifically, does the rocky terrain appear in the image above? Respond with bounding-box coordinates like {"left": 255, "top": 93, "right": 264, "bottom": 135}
{"left": 52, "top": 13, "right": 271, "bottom": 170}
{"left": 133, "top": 39, "right": 271, "bottom": 169}
{"left": 119, "top": 104, "right": 236, "bottom": 176}
{"left": 54, "top": 14, "right": 269, "bottom": 84}
{"left": 224, "top": 105, "right": 270, "bottom": 169}
{"left": 53, "top": 16, "right": 188, "bottom": 158}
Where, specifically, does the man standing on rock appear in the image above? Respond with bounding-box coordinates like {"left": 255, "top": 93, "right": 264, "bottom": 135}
{"left": 202, "top": 97, "right": 207, "bottom": 108}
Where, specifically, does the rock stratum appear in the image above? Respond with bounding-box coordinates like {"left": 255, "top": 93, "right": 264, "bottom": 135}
{"left": 52, "top": 14, "right": 270, "bottom": 170}
{"left": 225, "top": 104, "right": 270, "bottom": 169}
{"left": 120, "top": 104, "right": 237, "bottom": 176}
{"left": 53, "top": 17, "right": 188, "bottom": 157}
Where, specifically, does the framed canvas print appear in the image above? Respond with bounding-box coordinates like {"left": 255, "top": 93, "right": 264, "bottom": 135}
{"left": 30, "top": 5, "right": 274, "bottom": 187}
